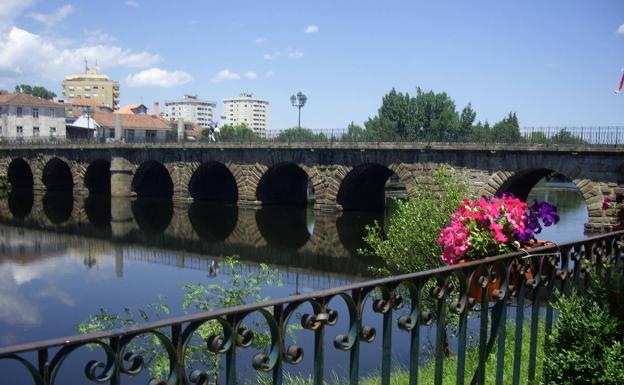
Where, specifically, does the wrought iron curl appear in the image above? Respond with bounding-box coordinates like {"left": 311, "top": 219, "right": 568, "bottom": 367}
{"left": 332, "top": 292, "right": 360, "bottom": 351}
{"left": 0, "top": 354, "right": 44, "bottom": 385}
{"left": 226, "top": 308, "right": 279, "bottom": 372}
{"left": 46, "top": 340, "right": 116, "bottom": 384}
{"left": 395, "top": 279, "right": 428, "bottom": 332}
{"left": 449, "top": 267, "right": 479, "bottom": 315}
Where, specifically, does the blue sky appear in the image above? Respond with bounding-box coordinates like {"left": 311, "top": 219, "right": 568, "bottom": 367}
{"left": 1, "top": 0, "right": 623, "bottom": 130}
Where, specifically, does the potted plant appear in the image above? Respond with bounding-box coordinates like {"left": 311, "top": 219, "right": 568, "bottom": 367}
{"left": 438, "top": 193, "right": 559, "bottom": 300}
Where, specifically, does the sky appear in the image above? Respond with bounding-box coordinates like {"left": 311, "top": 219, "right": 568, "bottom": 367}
{"left": 0, "top": 0, "right": 623, "bottom": 130}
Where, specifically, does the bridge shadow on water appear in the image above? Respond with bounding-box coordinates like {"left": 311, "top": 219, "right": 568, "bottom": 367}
{"left": 0, "top": 192, "right": 387, "bottom": 276}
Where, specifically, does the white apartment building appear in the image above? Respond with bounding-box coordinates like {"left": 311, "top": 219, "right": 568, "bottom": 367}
{"left": 0, "top": 93, "right": 66, "bottom": 139}
{"left": 164, "top": 95, "right": 216, "bottom": 129}
{"left": 221, "top": 93, "right": 269, "bottom": 137}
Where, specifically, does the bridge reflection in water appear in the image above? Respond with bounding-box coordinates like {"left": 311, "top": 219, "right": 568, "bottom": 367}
{"left": 0, "top": 191, "right": 387, "bottom": 279}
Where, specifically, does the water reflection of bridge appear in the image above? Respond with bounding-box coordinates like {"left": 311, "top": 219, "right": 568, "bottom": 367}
{"left": 0, "top": 192, "right": 384, "bottom": 277}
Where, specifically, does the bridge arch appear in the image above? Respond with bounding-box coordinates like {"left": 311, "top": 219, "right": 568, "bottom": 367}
{"left": 256, "top": 162, "right": 312, "bottom": 206}
{"left": 336, "top": 163, "right": 406, "bottom": 211}
{"left": 42, "top": 158, "right": 73, "bottom": 191}
{"left": 7, "top": 158, "right": 33, "bottom": 189}
{"left": 132, "top": 160, "right": 173, "bottom": 198}
{"left": 188, "top": 161, "right": 238, "bottom": 203}
{"left": 43, "top": 192, "right": 74, "bottom": 224}
{"left": 84, "top": 159, "right": 111, "bottom": 194}
{"left": 490, "top": 168, "right": 594, "bottom": 224}
{"left": 8, "top": 189, "right": 33, "bottom": 219}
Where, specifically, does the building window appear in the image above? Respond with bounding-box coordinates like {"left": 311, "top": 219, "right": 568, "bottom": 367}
{"left": 32, "top": 108, "right": 39, "bottom": 119}
{"left": 49, "top": 108, "right": 55, "bottom": 118}
{"left": 16, "top": 107, "right": 22, "bottom": 117}
{"left": 109, "top": 129, "right": 115, "bottom": 138}
{"left": 16, "top": 126, "right": 23, "bottom": 136}
{"left": 50, "top": 127, "right": 56, "bottom": 137}
{"left": 33, "top": 127, "right": 40, "bottom": 137}
{"left": 146, "top": 130, "right": 156, "bottom": 141}
{"left": 126, "top": 129, "right": 135, "bottom": 141}
{"left": 0, "top": 126, "right": 3, "bottom": 135}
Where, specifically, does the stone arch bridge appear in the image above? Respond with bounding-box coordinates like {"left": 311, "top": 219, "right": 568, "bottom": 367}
{"left": 0, "top": 142, "right": 622, "bottom": 230}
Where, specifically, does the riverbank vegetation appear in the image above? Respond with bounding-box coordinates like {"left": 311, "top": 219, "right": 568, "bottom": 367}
{"left": 360, "top": 164, "right": 471, "bottom": 276}
{"left": 251, "top": 321, "right": 545, "bottom": 385}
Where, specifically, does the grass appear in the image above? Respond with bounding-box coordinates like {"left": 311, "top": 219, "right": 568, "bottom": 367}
{"left": 249, "top": 321, "right": 545, "bottom": 385}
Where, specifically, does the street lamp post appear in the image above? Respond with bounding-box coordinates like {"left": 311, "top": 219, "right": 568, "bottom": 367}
{"left": 290, "top": 91, "right": 307, "bottom": 129}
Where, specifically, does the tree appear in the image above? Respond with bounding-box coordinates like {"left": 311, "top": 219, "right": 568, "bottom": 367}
{"left": 340, "top": 122, "right": 369, "bottom": 142}
{"left": 458, "top": 103, "right": 477, "bottom": 140}
{"left": 276, "top": 127, "right": 327, "bottom": 142}
{"left": 550, "top": 129, "right": 586, "bottom": 145}
{"left": 363, "top": 87, "right": 472, "bottom": 142}
{"left": 490, "top": 112, "right": 522, "bottom": 143}
{"left": 217, "top": 124, "right": 259, "bottom": 142}
{"left": 14, "top": 84, "right": 56, "bottom": 100}
{"left": 361, "top": 165, "right": 472, "bottom": 276}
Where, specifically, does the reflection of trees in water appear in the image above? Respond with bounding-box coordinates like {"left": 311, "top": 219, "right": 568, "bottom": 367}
{"left": 84, "top": 194, "right": 111, "bottom": 229}
{"left": 188, "top": 201, "right": 238, "bottom": 242}
{"left": 528, "top": 187, "right": 585, "bottom": 212}
{"left": 336, "top": 210, "right": 385, "bottom": 256}
{"left": 43, "top": 192, "right": 73, "bottom": 224}
{"left": 8, "top": 189, "right": 33, "bottom": 219}
{"left": 132, "top": 198, "right": 173, "bottom": 235}
{"left": 256, "top": 206, "right": 311, "bottom": 249}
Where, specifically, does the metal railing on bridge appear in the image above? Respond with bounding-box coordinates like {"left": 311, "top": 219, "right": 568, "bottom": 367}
{"left": 0, "top": 126, "right": 623, "bottom": 146}
{"left": 0, "top": 230, "right": 622, "bottom": 385}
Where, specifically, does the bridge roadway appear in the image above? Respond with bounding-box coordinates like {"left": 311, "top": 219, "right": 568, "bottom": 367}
{"left": 0, "top": 142, "right": 623, "bottom": 230}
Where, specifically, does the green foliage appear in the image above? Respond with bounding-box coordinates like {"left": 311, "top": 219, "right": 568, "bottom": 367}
{"left": 543, "top": 278, "right": 624, "bottom": 385}
{"left": 549, "top": 129, "right": 586, "bottom": 145}
{"left": 340, "top": 121, "right": 368, "bottom": 141}
{"left": 250, "top": 322, "right": 545, "bottom": 385}
{"left": 276, "top": 127, "right": 328, "bottom": 142}
{"left": 490, "top": 112, "right": 522, "bottom": 143}
{"left": 361, "top": 87, "right": 522, "bottom": 143}
{"left": 360, "top": 165, "right": 471, "bottom": 276}
{"left": 14, "top": 84, "right": 56, "bottom": 100}
{"left": 218, "top": 124, "right": 260, "bottom": 142}
{"left": 76, "top": 257, "right": 284, "bottom": 379}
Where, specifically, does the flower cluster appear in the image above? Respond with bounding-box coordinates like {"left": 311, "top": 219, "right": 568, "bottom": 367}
{"left": 602, "top": 192, "right": 624, "bottom": 225}
{"left": 438, "top": 194, "right": 559, "bottom": 265}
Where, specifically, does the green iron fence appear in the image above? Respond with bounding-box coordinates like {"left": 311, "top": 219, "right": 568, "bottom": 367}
{"left": 0, "top": 230, "right": 622, "bottom": 384}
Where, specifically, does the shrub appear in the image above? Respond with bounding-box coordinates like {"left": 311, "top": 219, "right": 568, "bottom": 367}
{"left": 360, "top": 164, "right": 471, "bottom": 276}
{"left": 543, "top": 279, "right": 624, "bottom": 385}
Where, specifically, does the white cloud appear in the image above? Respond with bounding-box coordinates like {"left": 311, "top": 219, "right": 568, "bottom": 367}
{"left": 0, "top": 0, "right": 34, "bottom": 27}
{"left": 264, "top": 71, "right": 274, "bottom": 78}
{"left": 84, "top": 29, "right": 116, "bottom": 44}
{"left": 255, "top": 37, "right": 266, "bottom": 44}
{"left": 210, "top": 69, "right": 240, "bottom": 82}
{"left": 28, "top": 4, "right": 73, "bottom": 28}
{"left": 617, "top": 24, "right": 624, "bottom": 34}
{"left": 126, "top": 0, "right": 140, "bottom": 7}
{"left": 288, "top": 50, "right": 304, "bottom": 59}
{"left": 244, "top": 71, "right": 258, "bottom": 79}
{"left": 304, "top": 25, "right": 319, "bottom": 34}
{"left": 126, "top": 67, "right": 192, "bottom": 87}
{"left": 263, "top": 52, "right": 280, "bottom": 60}
{"left": 0, "top": 26, "right": 161, "bottom": 79}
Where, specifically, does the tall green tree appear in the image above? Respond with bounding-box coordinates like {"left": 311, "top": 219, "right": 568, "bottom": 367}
{"left": 341, "top": 122, "right": 368, "bottom": 142}
{"left": 490, "top": 112, "right": 522, "bottom": 143}
{"left": 276, "top": 127, "right": 327, "bottom": 142}
{"left": 14, "top": 84, "right": 56, "bottom": 100}
{"left": 363, "top": 87, "right": 473, "bottom": 141}
{"left": 217, "top": 124, "right": 259, "bottom": 142}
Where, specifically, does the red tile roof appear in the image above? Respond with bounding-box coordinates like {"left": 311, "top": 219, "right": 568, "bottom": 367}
{"left": 93, "top": 111, "right": 170, "bottom": 130}
{"left": 0, "top": 93, "right": 63, "bottom": 107}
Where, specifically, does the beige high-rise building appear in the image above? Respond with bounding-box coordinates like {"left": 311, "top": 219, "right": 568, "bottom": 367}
{"left": 221, "top": 93, "right": 269, "bottom": 137}
{"left": 62, "top": 63, "right": 120, "bottom": 110}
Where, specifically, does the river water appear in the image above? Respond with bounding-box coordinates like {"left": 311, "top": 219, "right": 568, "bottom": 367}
{"left": 0, "top": 181, "right": 588, "bottom": 382}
